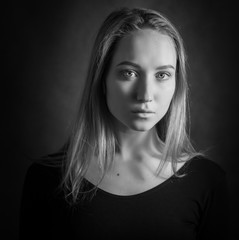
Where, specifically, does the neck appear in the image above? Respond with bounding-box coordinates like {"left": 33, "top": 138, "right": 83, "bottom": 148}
{"left": 116, "top": 127, "right": 162, "bottom": 162}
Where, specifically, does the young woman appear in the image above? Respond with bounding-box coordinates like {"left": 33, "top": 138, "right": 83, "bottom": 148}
{"left": 20, "top": 7, "right": 228, "bottom": 240}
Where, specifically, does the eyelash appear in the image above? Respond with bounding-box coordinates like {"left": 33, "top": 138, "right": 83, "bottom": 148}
{"left": 120, "top": 69, "right": 171, "bottom": 81}
{"left": 121, "top": 70, "right": 138, "bottom": 80}
{"left": 155, "top": 72, "right": 171, "bottom": 80}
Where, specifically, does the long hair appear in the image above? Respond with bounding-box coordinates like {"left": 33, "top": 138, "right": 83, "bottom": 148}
{"left": 62, "top": 7, "right": 201, "bottom": 203}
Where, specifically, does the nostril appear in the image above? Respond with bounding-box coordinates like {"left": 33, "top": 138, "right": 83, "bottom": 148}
{"left": 136, "top": 97, "right": 153, "bottom": 103}
{"left": 136, "top": 81, "right": 153, "bottom": 103}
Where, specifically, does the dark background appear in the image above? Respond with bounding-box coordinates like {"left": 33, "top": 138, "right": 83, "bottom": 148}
{"left": 3, "top": 0, "right": 238, "bottom": 239}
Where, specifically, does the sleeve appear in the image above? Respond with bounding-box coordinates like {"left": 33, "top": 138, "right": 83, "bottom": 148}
{"left": 197, "top": 173, "right": 229, "bottom": 240}
{"left": 19, "top": 163, "right": 61, "bottom": 240}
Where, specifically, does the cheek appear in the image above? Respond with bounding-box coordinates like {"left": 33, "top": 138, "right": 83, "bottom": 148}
{"left": 167, "top": 83, "right": 176, "bottom": 101}
{"left": 156, "top": 80, "right": 175, "bottom": 103}
{"left": 106, "top": 81, "right": 132, "bottom": 106}
{"left": 106, "top": 85, "right": 124, "bottom": 119}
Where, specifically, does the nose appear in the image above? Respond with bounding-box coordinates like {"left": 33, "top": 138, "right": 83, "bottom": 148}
{"left": 136, "top": 75, "right": 153, "bottom": 103}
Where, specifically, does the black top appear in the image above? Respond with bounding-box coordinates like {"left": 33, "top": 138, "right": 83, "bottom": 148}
{"left": 19, "top": 155, "right": 228, "bottom": 240}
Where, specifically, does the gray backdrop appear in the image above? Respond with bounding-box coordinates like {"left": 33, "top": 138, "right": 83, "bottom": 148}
{"left": 4, "top": 0, "right": 238, "bottom": 239}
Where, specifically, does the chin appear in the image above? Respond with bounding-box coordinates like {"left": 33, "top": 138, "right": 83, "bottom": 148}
{"left": 127, "top": 121, "right": 155, "bottom": 132}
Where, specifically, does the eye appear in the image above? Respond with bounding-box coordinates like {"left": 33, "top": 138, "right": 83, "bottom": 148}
{"left": 155, "top": 72, "right": 171, "bottom": 81}
{"left": 121, "top": 70, "right": 138, "bottom": 80}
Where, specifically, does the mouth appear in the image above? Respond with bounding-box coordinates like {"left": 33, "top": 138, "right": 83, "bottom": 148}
{"left": 131, "top": 109, "right": 155, "bottom": 118}
{"left": 131, "top": 109, "right": 155, "bottom": 114}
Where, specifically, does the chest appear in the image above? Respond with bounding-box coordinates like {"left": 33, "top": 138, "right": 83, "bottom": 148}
{"left": 98, "top": 172, "right": 168, "bottom": 196}
{"left": 68, "top": 182, "right": 200, "bottom": 240}
{"left": 85, "top": 157, "right": 178, "bottom": 196}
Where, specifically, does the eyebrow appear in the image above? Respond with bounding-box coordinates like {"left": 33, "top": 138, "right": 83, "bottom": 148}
{"left": 116, "top": 61, "right": 175, "bottom": 70}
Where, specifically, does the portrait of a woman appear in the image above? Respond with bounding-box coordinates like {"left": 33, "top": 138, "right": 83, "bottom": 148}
{"left": 19, "top": 7, "right": 229, "bottom": 240}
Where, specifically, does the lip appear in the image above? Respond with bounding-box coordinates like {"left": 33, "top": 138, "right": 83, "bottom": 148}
{"left": 131, "top": 109, "right": 155, "bottom": 118}
{"left": 131, "top": 109, "right": 155, "bottom": 114}
{"left": 131, "top": 112, "right": 155, "bottom": 118}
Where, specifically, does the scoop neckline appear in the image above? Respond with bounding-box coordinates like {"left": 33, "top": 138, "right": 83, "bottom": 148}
{"left": 84, "top": 159, "right": 191, "bottom": 199}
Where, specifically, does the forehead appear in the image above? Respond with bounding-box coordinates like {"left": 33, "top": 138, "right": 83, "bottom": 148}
{"left": 111, "top": 28, "right": 177, "bottom": 68}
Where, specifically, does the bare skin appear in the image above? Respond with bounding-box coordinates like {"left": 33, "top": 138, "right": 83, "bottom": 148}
{"left": 85, "top": 127, "right": 184, "bottom": 196}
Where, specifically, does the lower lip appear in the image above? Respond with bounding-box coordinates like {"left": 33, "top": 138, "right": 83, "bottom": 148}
{"left": 132, "top": 112, "right": 155, "bottom": 118}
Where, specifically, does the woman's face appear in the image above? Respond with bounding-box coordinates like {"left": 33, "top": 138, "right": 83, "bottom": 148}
{"left": 106, "top": 28, "right": 177, "bottom": 132}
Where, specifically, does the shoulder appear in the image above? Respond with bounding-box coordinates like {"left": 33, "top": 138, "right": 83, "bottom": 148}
{"left": 23, "top": 152, "right": 65, "bottom": 197}
{"left": 186, "top": 155, "right": 225, "bottom": 175}
{"left": 26, "top": 152, "right": 64, "bottom": 179}
{"left": 183, "top": 155, "right": 226, "bottom": 188}
{"left": 26, "top": 161, "right": 61, "bottom": 183}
